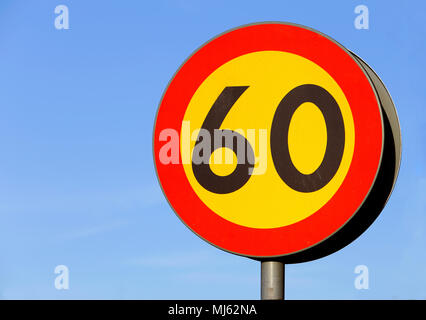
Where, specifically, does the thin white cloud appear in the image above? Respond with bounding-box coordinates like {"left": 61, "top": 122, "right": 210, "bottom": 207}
{"left": 123, "top": 249, "right": 248, "bottom": 269}
{"left": 61, "top": 220, "right": 128, "bottom": 240}
{"left": 124, "top": 250, "right": 213, "bottom": 268}
{"left": 176, "top": 271, "right": 257, "bottom": 285}
{"left": 0, "top": 183, "right": 165, "bottom": 215}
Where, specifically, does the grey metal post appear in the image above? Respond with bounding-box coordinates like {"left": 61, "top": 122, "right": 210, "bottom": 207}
{"left": 261, "top": 261, "right": 285, "bottom": 300}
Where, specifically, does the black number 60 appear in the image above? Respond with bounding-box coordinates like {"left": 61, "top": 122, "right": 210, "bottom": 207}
{"left": 192, "top": 84, "right": 345, "bottom": 194}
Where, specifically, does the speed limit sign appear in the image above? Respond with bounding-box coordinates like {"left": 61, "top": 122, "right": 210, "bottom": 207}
{"left": 153, "top": 23, "right": 401, "bottom": 261}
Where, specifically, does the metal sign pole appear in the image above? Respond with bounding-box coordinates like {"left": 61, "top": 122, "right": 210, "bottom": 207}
{"left": 261, "top": 261, "right": 285, "bottom": 300}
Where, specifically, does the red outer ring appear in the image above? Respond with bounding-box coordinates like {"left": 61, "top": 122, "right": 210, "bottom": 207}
{"left": 153, "top": 23, "right": 383, "bottom": 258}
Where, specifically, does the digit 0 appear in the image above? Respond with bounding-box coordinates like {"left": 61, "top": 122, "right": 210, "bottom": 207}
{"left": 271, "top": 84, "right": 345, "bottom": 192}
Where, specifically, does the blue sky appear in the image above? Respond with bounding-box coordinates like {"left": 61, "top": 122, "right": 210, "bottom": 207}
{"left": 0, "top": 0, "right": 425, "bottom": 299}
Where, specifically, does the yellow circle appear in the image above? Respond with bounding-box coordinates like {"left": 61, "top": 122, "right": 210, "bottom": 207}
{"left": 181, "top": 51, "right": 355, "bottom": 228}
{"left": 209, "top": 148, "right": 238, "bottom": 177}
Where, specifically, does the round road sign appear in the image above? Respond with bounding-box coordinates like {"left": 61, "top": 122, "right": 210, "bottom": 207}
{"left": 153, "top": 22, "right": 401, "bottom": 260}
